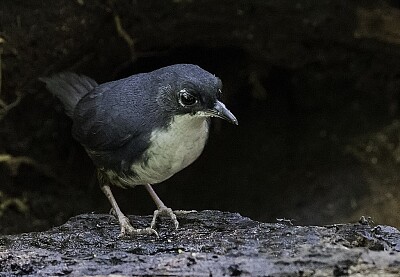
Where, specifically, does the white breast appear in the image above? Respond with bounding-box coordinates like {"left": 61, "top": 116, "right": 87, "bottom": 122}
{"left": 112, "top": 114, "right": 210, "bottom": 186}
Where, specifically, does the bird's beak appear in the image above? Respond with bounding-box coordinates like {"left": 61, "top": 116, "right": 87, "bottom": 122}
{"left": 206, "top": 100, "right": 238, "bottom": 125}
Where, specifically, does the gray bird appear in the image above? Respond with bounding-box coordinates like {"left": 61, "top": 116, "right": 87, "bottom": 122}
{"left": 40, "top": 64, "right": 238, "bottom": 237}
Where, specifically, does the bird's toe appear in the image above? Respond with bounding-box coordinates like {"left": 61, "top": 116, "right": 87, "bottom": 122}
{"left": 118, "top": 216, "right": 159, "bottom": 238}
{"left": 151, "top": 207, "right": 180, "bottom": 230}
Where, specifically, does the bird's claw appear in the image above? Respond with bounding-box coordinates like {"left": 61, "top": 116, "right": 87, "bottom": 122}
{"left": 118, "top": 216, "right": 159, "bottom": 238}
{"left": 151, "top": 207, "right": 179, "bottom": 230}
{"left": 109, "top": 207, "right": 117, "bottom": 218}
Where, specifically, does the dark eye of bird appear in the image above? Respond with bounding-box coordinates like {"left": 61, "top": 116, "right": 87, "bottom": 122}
{"left": 179, "top": 90, "right": 197, "bottom": 107}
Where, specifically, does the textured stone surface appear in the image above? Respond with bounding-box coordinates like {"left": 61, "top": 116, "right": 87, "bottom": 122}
{"left": 1, "top": 210, "right": 400, "bottom": 276}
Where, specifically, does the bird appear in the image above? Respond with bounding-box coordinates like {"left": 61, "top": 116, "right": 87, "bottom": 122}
{"left": 40, "top": 64, "right": 238, "bottom": 237}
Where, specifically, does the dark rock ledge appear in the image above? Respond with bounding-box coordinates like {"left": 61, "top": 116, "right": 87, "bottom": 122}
{"left": 0, "top": 210, "right": 400, "bottom": 276}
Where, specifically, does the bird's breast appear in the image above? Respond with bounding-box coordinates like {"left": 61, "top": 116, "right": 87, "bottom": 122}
{"left": 116, "top": 114, "right": 210, "bottom": 186}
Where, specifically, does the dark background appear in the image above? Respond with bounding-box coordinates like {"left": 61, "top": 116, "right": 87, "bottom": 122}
{"left": 1, "top": 0, "right": 400, "bottom": 234}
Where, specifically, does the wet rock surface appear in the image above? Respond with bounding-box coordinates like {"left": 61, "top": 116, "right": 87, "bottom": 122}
{"left": 1, "top": 210, "right": 400, "bottom": 276}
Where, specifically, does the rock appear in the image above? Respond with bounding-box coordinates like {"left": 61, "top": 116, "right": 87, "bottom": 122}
{"left": 0, "top": 210, "right": 400, "bottom": 276}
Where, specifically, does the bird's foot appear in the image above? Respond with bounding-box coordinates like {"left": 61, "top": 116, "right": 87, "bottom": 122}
{"left": 150, "top": 206, "right": 180, "bottom": 230}
{"left": 118, "top": 215, "right": 158, "bottom": 238}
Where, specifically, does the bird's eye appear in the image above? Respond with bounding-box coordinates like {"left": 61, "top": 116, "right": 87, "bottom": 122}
{"left": 178, "top": 90, "right": 197, "bottom": 107}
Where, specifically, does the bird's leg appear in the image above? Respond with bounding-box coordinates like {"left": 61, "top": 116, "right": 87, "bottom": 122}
{"left": 101, "top": 184, "right": 158, "bottom": 237}
{"left": 145, "top": 184, "right": 180, "bottom": 230}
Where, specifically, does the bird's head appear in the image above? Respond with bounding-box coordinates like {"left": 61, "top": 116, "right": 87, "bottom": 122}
{"left": 153, "top": 64, "right": 238, "bottom": 125}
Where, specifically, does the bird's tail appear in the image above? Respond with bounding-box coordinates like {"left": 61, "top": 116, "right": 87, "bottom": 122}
{"left": 39, "top": 73, "right": 98, "bottom": 118}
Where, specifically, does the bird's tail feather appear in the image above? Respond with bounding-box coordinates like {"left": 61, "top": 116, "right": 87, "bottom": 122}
{"left": 39, "top": 73, "right": 98, "bottom": 117}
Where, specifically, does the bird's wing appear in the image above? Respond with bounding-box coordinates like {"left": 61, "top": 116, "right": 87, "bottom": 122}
{"left": 71, "top": 79, "right": 156, "bottom": 170}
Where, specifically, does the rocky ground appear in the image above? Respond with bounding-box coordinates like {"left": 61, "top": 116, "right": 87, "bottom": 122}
{"left": 1, "top": 210, "right": 400, "bottom": 276}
